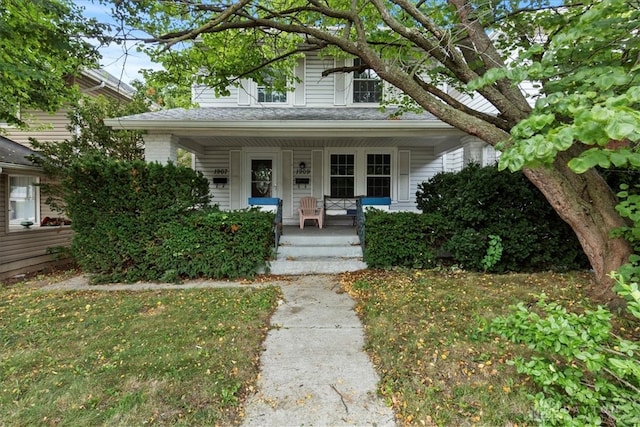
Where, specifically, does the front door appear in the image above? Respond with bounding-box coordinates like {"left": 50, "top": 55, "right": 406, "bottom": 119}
{"left": 246, "top": 152, "right": 279, "bottom": 200}
{"left": 251, "top": 158, "right": 273, "bottom": 197}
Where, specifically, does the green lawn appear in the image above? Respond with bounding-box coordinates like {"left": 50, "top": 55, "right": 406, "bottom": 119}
{"left": 1, "top": 269, "right": 600, "bottom": 426}
{"left": 341, "top": 269, "right": 595, "bottom": 426}
{"left": 0, "top": 280, "right": 280, "bottom": 426}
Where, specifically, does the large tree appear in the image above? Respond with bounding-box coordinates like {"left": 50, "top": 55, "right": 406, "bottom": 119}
{"left": 115, "top": 0, "right": 639, "bottom": 292}
{"left": 0, "top": 0, "right": 110, "bottom": 127}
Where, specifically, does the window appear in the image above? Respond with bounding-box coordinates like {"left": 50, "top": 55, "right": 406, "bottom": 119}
{"left": 257, "top": 85, "right": 287, "bottom": 103}
{"left": 330, "top": 154, "right": 355, "bottom": 197}
{"left": 366, "top": 154, "right": 391, "bottom": 197}
{"left": 257, "top": 73, "right": 287, "bottom": 103}
{"left": 9, "top": 175, "right": 39, "bottom": 226}
{"left": 353, "top": 58, "right": 381, "bottom": 103}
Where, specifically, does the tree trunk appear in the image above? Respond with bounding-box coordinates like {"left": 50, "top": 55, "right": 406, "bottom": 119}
{"left": 523, "top": 148, "right": 632, "bottom": 298}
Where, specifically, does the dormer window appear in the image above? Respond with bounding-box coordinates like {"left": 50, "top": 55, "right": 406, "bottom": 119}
{"left": 353, "top": 58, "right": 381, "bottom": 103}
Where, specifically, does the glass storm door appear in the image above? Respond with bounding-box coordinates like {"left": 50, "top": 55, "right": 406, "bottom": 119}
{"left": 251, "top": 158, "right": 273, "bottom": 197}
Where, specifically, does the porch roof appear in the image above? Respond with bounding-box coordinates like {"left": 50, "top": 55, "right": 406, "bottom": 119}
{"left": 106, "top": 106, "right": 442, "bottom": 125}
{"left": 105, "top": 107, "right": 467, "bottom": 152}
{"left": 0, "top": 136, "right": 40, "bottom": 171}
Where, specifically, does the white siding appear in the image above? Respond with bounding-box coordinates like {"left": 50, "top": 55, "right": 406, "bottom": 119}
{"left": 195, "top": 148, "right": 232, "bottom": 210}
{"left": 193, "top": 84, "right": 242, "bottom": 107}
{"left": 305, "top": 54, "right": 336, "bottom": 106}
{"left": 448, "top": 87, "right": 498, "bottom": 115}
{"left": 444, "top": 148, "right": 464, "bottom": 172}
{"left": 408, "top": 146, "right": 441, "bottom": 199}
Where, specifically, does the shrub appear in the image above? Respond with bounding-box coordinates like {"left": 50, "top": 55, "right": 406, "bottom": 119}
{"left": 363, "top": 210, "right": 440, "bottom": 268}
{"left": 491, "top": 272, "right": 640, "bottom": 426}
{"left": 415, "top": 163, "right": 587, "bottom": 272}
{"left": 147, "top": 209, "right": 274, "bottom": 281}
{"left": 64, "top": 156, "right": 275, "bottom": 283}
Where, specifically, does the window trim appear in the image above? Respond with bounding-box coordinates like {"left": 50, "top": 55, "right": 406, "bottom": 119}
{"left": 349, "top": 58, "right": 382, "bottom": 105}
{"left": 325, "top": 148, "right": 396, "bottom": 199}
{"left": 365, "top": 153, "right": 392, "bottom": 197}
{"left": 329, "top": 153, "right": 356, "bottom": 198}
{"left": 250, "top": 73, "right": 292, "bottom": 106}
{"left": 7, "top": 174, "right": 40, "bottom": 230}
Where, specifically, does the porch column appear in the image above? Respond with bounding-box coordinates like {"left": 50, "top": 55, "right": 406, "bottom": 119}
{"left": 144, "top": 134, "right": 178, "bottom": 164}
{"left": 461, "top": 136, "right": 486, "bottom": 166}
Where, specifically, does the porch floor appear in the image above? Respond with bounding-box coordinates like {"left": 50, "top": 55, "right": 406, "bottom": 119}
{"left": 281, "top": 225, "right": 357, "bottom": 237}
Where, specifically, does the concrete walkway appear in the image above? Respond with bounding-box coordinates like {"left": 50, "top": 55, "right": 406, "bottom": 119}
{"left": 241, "top": 275, "right": 395, "bottom": 426}
{"left": 40, "top": 274, "right": 396, "bottom": 426}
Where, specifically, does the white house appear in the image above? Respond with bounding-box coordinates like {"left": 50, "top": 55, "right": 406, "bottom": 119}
{"left": 105, "top": 52, "right": 497, "bottom": 225}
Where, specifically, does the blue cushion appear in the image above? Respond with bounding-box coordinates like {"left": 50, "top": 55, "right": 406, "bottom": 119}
{"left": 361, "top": 197, "right": 391, "bottom": 205}
{"left": 248, "top": 197, "right": 280, "bottom": 205}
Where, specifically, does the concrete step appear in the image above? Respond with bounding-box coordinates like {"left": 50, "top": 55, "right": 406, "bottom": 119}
{"left": 268, "top": 258, "right": 367, "bottom": 275}
{"left": 277, "top": 245, "right": 362, "bottom": 259}
{"left": 279, "top": 234, "right": 360, "bottom": 246}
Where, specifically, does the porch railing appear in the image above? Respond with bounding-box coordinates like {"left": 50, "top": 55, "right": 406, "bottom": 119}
{"left": 248, "top": 197, "right": 283, "bottom": 257}
{"left": 274, "top": 198, "right": 283, "bottom": 256}
{"left": 356, "top": 197, "right": 366, "bottom": 250}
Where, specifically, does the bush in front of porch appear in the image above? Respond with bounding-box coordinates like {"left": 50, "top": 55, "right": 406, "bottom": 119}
{"left": 63, "top": 156, "right": 274, "bottom": 283}
{"left": 364, "top": 164, "right": 588, "bottom": 272}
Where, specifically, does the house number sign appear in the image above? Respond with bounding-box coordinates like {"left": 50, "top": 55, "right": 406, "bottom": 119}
{"left": 213, "top": 168, "right": 228, "bottom": 175}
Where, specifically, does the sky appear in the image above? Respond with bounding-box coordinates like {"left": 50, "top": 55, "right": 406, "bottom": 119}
{"left": 74, "top": 0, "right": 161, "bottom": 84}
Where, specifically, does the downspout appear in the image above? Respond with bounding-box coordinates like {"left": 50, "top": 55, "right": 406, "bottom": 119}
{"left": 83, "top": 81, "right": 106, "bottom": 93}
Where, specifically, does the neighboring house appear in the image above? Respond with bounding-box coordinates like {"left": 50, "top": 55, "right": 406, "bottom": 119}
{"left": 0, "top": 136, "right": 73, "bottom": 279}
{"left": 105, "top": 53, "right": 497, "bottom": 225}
{"left": 0, "top": 70, "right": 135, "bottom": 280}
{"left": 3, "top": 69, "right": 135, "bottom": 148}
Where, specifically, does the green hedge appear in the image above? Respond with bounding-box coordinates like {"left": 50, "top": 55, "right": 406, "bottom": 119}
{"left": 147, "top": 210, "right": 274, "bottom": 282}
{"left": 63, "top": 156, "right": 274, "bottom": 283}
{"left": 414, "top": 164, "right": 588, "bottom": 272}
{"left": 363, "top": 211, "right": 442, "bottom": 269}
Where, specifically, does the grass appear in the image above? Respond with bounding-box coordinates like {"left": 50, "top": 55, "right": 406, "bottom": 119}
{"left": 0, "top": 280, "right": 281, "bottom": 426}
{"left": 340, "top": 269, "right": 596, "bottom": 426}
{"left": 0, "top": 268, "right": 605, "bottom": 426}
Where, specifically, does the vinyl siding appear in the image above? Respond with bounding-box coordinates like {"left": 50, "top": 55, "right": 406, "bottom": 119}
{"left": 396, "top": 145, "right": 441, "bottom": 210}
{"left": 1, "top": 171, "right": 72, "bottom": 280}
{"left": 305, "top": 54, "right": 336, "bottom": 106}
{"left": 195, "top": 148, "right": 232, "bottom": 210}
{"left": 4, "top": 109, "right": 73, "bottom": 148}
{"left": 193, "top": 84, "right": 243, "bottom": 107}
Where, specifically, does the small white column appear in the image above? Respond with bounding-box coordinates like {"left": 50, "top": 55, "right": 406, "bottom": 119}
{"left": 143, "top": 134, "right": 178, "bottom": 164}
{"left": 461, "top": 136, "right": 486, "bottom": 166}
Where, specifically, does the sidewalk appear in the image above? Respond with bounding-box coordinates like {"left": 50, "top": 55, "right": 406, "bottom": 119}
{"left": 41, "top": 274, "right": 396, "bottom": 426}
{"left": 241, "top": 275, "right": 396, "bottom": 426}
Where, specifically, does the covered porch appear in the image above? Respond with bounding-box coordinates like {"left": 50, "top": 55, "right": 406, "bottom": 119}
{"left": 105, "top": 107, "right": 497, "bottom": 226}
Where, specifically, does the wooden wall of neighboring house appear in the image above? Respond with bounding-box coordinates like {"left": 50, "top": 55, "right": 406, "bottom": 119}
{"left": 0, "top": 171, "right": 73, "bottom": 281}
{"left": 4, "top": 72, "right": 133, "bottom": 149}
{"left": 3, "top": 108, "right": 73, "bottom": 148}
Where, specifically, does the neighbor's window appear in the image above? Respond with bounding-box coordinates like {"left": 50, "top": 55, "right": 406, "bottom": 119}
{"left": 353, "top": 58, "right": 381, "bottom": 103}
{"left": 366, "top": 154, "right": 391, "bottom": 197}
{"left": 9, "top": 175, "right": 39, "bottom": 227}
{"left": 330, "top": 154, "right": 355, "bottom": 198}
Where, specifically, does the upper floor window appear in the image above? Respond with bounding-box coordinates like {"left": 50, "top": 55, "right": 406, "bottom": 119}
{"left": 9, "top": 175, "right": 39, "bottom": 228}
{"left": 258, "top": 85, "right": 287, "bottom": 103}
{"left": 353, "top": 58, "right": 381, "bottom": 103}
{"left": 257, "top": 72, "right": 288, "bottom": 103}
